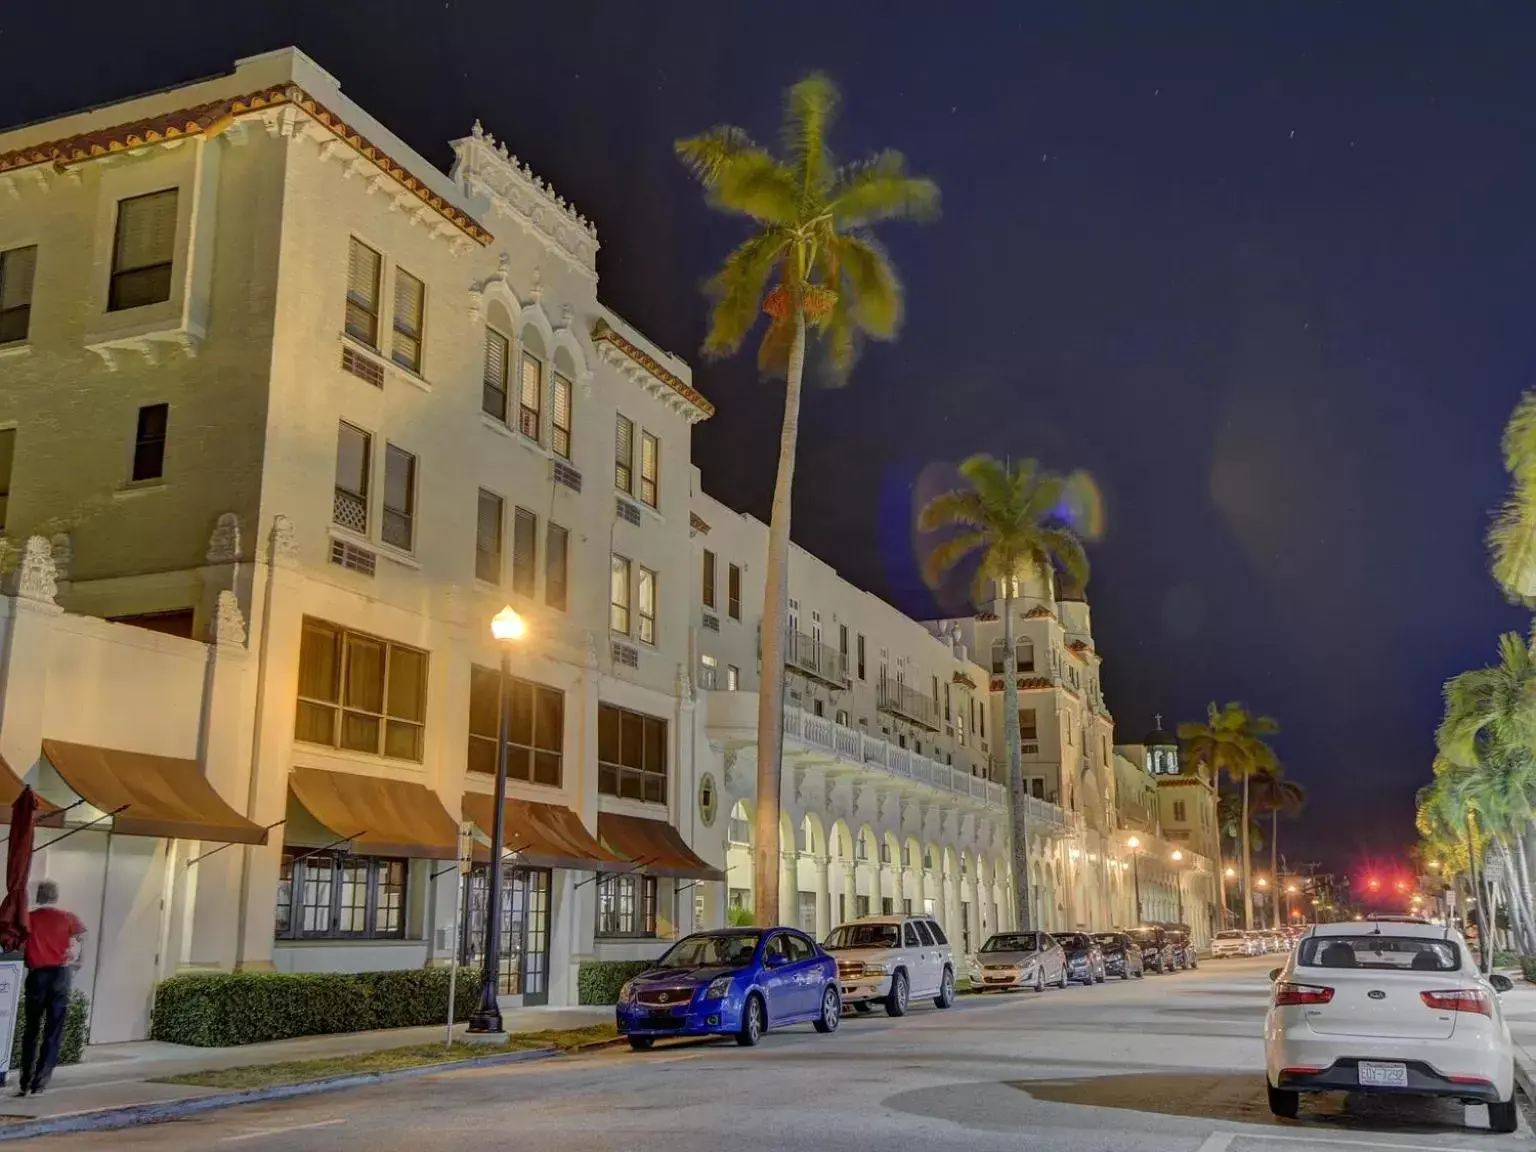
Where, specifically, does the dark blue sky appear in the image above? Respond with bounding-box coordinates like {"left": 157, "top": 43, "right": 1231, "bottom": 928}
{"left": 7, "top": 2, "right": 1532, "bottom": 868}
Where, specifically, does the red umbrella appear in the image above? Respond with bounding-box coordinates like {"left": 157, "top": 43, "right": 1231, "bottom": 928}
{"left": 0, "top": 787, "right": 39, "bottom": 953}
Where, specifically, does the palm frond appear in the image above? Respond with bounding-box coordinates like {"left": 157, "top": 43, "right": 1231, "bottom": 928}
{"left": 675, "top": 126, "right": 766, "bottom": 187}
{"left": 781, "top": 73, "right": 838, "bottom": 200}
{"left": 918, "top": 490, "right": 987, "bottom": 533}
{"left": 756, "top": 311, "right": 796, "bottom": 376}
{"left": 921, "top": 532, "right": 987, "bottom": 590}
{"left": 828, "top": 150, "right": 942, "bottom": 227}
{"left": 1039, "top": 527, "right": 1090, "bottom": 588}
{"left": 700, "top": 233, "right": 789, "bottom": 358}
{"left": 705, "top": 151, "right": 802, "bottom": 225}
{"left": 831, "top": 233, "right": 902, "bottom": 339}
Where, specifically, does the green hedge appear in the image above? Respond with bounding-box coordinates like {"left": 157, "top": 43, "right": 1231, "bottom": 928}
{"left": 151, "top": 967, "right": 483, "bottom": 1048}
{"left": 1519, "top": 956, "right": 1536, "bottom": 984}
{"left": 577, "top": 960, "right": 657, "bottom": 1006}
{"left": 9, "top": 991, "right": 89, "bottom": 1068}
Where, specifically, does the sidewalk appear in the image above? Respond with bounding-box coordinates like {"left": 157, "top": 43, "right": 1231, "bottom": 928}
{"left": 1493, "top": 970, "right": 1536, "bottom": 1099}
{"left": 0, "top": 1004, "right": 615, "bottom": 1127}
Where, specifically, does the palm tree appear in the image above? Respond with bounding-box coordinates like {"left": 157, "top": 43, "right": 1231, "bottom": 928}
{"left": 917, "top": 455, "right": 1089, "bottom": 929}
{"left": 1178, "top": 703, "right": 1279, "bottom": 929}
{"left": 1250, "top": 769, "right": 1306, "bottom": 928}
{"left": 676, "top": 75, "right": 939, "bottom": 925}
{"left": 1490, "top": 391, "right": 1536, "bottom": 603}
{"left": 1216, "top": 788, "right": 1266, "bottom": 927}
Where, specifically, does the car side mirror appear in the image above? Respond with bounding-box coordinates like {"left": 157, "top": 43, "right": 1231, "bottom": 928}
{"left": 1268, "top": 968, "right": 1283, "bottom": 983}
{"left": 764, "top": 953, "right": 787, "bottom": 969}
{"left": 1490, "top": 974, "right": 1514, "bottom": 993}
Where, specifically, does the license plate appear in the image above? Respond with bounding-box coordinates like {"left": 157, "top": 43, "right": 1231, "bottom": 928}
{"left": 1358, "top": 1061, "right": 1409, "bottom": 1088}
{"left": 986, "top": 976, "right": 1012, "bottom": 984}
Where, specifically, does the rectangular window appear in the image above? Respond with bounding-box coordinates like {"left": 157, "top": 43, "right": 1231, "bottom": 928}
{"left": 294, "top": 618, "right": 427, "bottom": 761}
{"left": 518, "top": 352, "right": 542, "bottom": 441}
{"left": 1019, "top": 708, "right": 1038, "bottom": 742}
{"left": 727, "top": 564, "right": 742, "bottom": 620}
{"left": 638, "top": 567, "right": 657, "bottom": 645}
{"left": 639, "top": 431, "right": 659, "bottom": 508}
{"left": 699, "top": 653, "right": 718, "bottom": 690}
{"left": 512, "top": 506, "right": 538, "bottom": 596}
{"left": 475, "top": 489, "right": 503, "bottom": 584}
{"left": 467, "top": 665, "right": 564, "bottom": 785}
{"left": 0, "top": 245, "right": 37, "bottom": 344}
{"left": 857, "top": 634, "right": 866, "bottom": 680}
{"left": 545, "top": 523, "right": 569, "bottom": 611}
{"left": 839, "top": 624, "right": 849, "bottom": 663}
{"left": 551, "top": 372, "right": 573, "bottom": 459}
{"left": 615, "top": 415, "right": 633, "bottom": 493}
{"left": 596, "top": 873, "right": 658, "bottom": 938}
{"left": 855, "top": 895, "right": 870, "bottom": 918}
{"left": 597, "top": 703, "right": 668, "bottom": 803}
{"left": 332, "top": 423, "right": 370, "bottom": 533}
{"left": 702, "top": 550, "right": 717, "bottom": 609}
{"left": 610, "top": 554, "right": 631, "bottom": 634}
{"left": 483, "top": 329, "right": 509, "bottom": 421}
{"left": 1173, "top": 800, "right": 1187, "bottom": 822}
{"left": 726, "top": 665, "right": 740, "bottom": 691}
{"left": 0, "top": 427, "right": 13, "bottom": 533}
{"left": 381, "top": 444, "right": 415, "bottom": 552}
{"left": 131, "top": 403, "right": 168, "bottom": 482}
{"left": 275, "top": 851, "right": 407, "bottom": 941}
{"left": 109, "top": 189, "right": 177, "bottom": 311}
{"left": 391, "top": 268, "right": 425, "bottom": 372}
{"left": 344, "top": 237, "right": 381, "bottom": 345}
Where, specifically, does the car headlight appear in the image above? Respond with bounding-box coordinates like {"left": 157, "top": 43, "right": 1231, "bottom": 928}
{"left": 619, "top": 981, "right": 637, "bottom": 1004}
{"left": 862, "top": 963, "right": 890, "bottom": 976}
{"left": 704, "top": 976, "right": 733, "bottom": 999}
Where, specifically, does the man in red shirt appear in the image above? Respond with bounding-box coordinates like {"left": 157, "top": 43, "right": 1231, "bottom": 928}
{"left": 18, "top": 881, "right": 85, "bottom": 1095}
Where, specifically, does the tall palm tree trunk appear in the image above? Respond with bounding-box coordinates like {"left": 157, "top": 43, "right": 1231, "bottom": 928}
{"left": 1002, "top": 580, "right": 1033, "bottom": 930}
{"left": 1241, "top": 772, "right": 1254, "bottom": 930}
{"left": 752, "top": 305, "right": 807, "bottom": 927}
{"left": 1271, "top": 810, "right": 1280, "bottom": 929}
{"left": 1216, "top": 856, "right": 1229, "bottom": 930}
{"left": 1466, "top": 812, "right": 1489, "bottom": 972}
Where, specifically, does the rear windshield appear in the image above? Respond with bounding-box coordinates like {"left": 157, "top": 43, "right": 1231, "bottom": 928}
{"left": 1053, "top": 933, "right": 1090, "bottom": 948}
{"left": 1092, "top": 934, "right": 1124, "bottom": 947}
{"left": 825, "top": 924, "right": 899, "bottom": 950}
{"left": 1297, "top": 935, "right": 1459, "bottom": 972}
{"left": 982, "top": 934, "right": 1038, "bottom": 953}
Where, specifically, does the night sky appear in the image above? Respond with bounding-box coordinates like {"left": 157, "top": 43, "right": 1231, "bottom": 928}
{"left": 6, "top": 3, "right": 1533, "bottom": 871}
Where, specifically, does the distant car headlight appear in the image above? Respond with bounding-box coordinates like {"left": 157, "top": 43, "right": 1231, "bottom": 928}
{"left": 704, "top": 977, "right": 733, "bottom": 999}
{"left": 619, "top": 981, "right": 637, "bottom": 1004}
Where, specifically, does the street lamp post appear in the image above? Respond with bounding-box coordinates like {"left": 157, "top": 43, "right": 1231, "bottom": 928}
{"left": 468, "top": 606, "right": 526, "bottom": 1036}
{"left": 1171, "top": 850, "right": 1185, "bottom": 925}
{"left": 1223, "top": 866, "right": 1237, "bottom": 929}
{"left": 1127, "top": 836, "right": 1143, "bottom": 923}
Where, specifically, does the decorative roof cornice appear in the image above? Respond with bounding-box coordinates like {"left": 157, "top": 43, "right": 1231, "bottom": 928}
{"left": 452, "top": 123, "right": 598, "bottom": 277}
{"left": 951, "top": 670, "right": 978, "bottom": 690}
{"left": 0, "top": 86, "right": 494, "bottom": 247}
{"left": 1025, "top": 605, "right": 1056, "bottom": 620}
{"left": 990, "top": 675, "right": 1054, "bottom": 693}
{"left": 973, "top": 611, "right": 998, "bottom": 622}
{"left": 591, "top": 318, "right": 714, "bottom": 422}
{"left": 689, "top": 512, "right": 711, "bottom": 535}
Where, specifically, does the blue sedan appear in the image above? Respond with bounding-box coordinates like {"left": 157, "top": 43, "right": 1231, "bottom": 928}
{"left": 616, "top": 927, "right": 841, "bottom": 1049}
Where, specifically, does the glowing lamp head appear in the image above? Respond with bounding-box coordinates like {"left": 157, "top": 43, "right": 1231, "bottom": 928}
{"left": 1256, "top": 876, "right": 1268, "bottom": 888}
{"left": 1224, "top": 866, "right": 1236, "bottom": 878}
{"left": 490, "top": 606, "right": 526, "bottom": 642}
{"left": 1286, "top": 884, "right": 1297, "bottom": 894}
{"left": 1127, "top": 836, "right": 1141, "bottom": 849}
{"left": 1170, "top": 849, "right": 1183, "bottom": 862}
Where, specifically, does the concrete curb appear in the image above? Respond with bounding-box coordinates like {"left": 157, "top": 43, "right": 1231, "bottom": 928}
{"left": 1513, "top": 1043, "right": 1536, "bottom": 1106}
{"left": 0, "top": 1038, "right": 626, "bottom": 1142}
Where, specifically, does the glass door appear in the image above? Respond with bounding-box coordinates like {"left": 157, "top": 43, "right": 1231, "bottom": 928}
{"left": 460, "top": 865, "right": 552, "bottom": 999}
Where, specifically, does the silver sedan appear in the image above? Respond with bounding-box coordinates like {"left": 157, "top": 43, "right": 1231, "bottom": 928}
{"left": 969, "top": 932, "right": 1068, "bottom": 992}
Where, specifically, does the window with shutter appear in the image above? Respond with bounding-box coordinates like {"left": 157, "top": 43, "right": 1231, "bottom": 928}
{"left": 482, "top": 329, "right": 509, "bottom": 421}
{"left": 728, "top": 564, "right": 741, "bottom": 621}
{"left": 551, "top": 373, "right": 573, "bottom": 459}
{"left": 345, "top": 238, "right": 381, "bottom": 346}
{"left": 0, "top": 246, "right": 37, "bottom": 344}
{"left": 512, "top": 506, "right": 537, "bottom": 596}
{"left": 610, "top": 554, "right": 631, "bottom": 634}
{"left": 638, "top": 567, "right": 657, "bottom": 645}
{"left": 390, "top": 269, "right": 424, "bottom": 372}
{"left": 132, "top": 403, "right": 169, "bottom": 482}
{"left": 519, "top": 353, "right": 542, "bottom": 441}
{"left": 640, "top": 432, "right": 659, "bottom": 508}
{"left": 614, "top": 415, "right": 633, "bottom": 493}
{"left": 109, "top": 189, "right": 177, "bottom": 312}
{"left": 475, "top": 490, "right": 503, "bottom": 584}
{"left": 545, "top": 523, "right": 568, "bottom": 611}
{"left": 382, "top": 444, "right": 416, "bottom": 551}
{"left": 702, "top": 550, "right": 716, "bottom": 608}
{"left": 333, "top": 423, "right": 370, "bottom": 532}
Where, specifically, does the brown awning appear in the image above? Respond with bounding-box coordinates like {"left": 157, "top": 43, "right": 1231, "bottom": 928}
{"left": 462, "top": 794, "right": 627, "bottom": 873}
{"left": 0, "top": 754, "right": 60, "bottom": 825}
{"left": 597, "top": 812, "right": 725, "bottom": 881}
{"left": 40, "top": 740, "right": 266, "bottom": 844}
{"left": 289, "top": 768, "right": 456, "bottom": 860}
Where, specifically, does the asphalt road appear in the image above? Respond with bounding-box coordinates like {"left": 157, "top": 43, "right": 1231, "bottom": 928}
{"left": 31, "top": 956, "right": 1534, "bottom": 1151}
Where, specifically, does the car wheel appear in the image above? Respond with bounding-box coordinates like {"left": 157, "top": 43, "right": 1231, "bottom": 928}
{"left": 1035, "top": 969, "right": 1046, "bottom": 992}
{"left": 628, "top": 1036, "right": 655, "bottom": 1051}
{"left": 885, "top": 971, "right": 909, "bottom": 1017}
{"left": 1489, "top": 1097, "right": 1519, "bottom": 1134}
{"left": 1134, "top": 966, "right": 1144, "bottom": 979}
{"left": 813, "top": 985, "right": 841, "bottom": 1034}
{"left": 1058, "top": 967, "right": 1069, "bottom": 989}
{"left": 1120, "top": 964, "right": 1131, "bottom": 980}
{"left": 1266, "top": 1083, "right": 1300, "bottom": 1119}
{"left": 853, "top": 1001, "right": 872, "bottom": 1014}
{"left": 934, "top": 967, "right": 955, "bottom": 1009}
{"left": 736, "top": 994, "right": 765, "bottom": 1047}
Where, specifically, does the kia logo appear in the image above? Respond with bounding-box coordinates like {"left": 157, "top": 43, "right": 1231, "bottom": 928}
{"left": 1368, "top": 990, "right": 1386, "bottom": 1000}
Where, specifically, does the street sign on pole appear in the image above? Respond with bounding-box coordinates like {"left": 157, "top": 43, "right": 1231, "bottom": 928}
{"left": 457, "top": 820, "right": 476, "bottom": 876}
{"left": 446, "top": 869, "right": 465, "bottom": 1050}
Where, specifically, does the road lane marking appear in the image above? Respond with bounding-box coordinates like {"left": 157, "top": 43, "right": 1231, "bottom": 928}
{"left": 220, "top": 1118, "right": 347, "bottom": 1141}
{"left": 1196, "top": 1133, "right": 1235, "bottom": 1152}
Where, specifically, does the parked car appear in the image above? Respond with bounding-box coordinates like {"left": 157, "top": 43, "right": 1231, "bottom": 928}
{"left": 616, "top": 927, "right": 840, "bottom": 1050}
{"left": 823, "top": 914, "right": 956, "bottom": 1016}
{"left": 1246, "top": 929, "right": 1272, "bottom": 954}
{"left": 1166, "top": 928, "right": 1198, "bottom": 969}
{"left": 1264, "top": 921, "right": 1518, "bottom": 1132}
{"left": 1051, "top": 932, "right": 1106, "bottom": 984}
{"left": 971, "top": 931, "right": 1068, "bottom": 992}
{"left": 1093, "top": 932, "right": 1145, "bottom": 980}
{"left": 1212, "top": 929, "right": 1258, "bottom": 958}
{"left": 1127, "top": 926, "right": 1175, "bottom": 972}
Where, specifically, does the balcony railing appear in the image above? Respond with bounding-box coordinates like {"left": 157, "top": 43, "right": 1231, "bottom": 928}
{"left": 785, "top": 630, "right": 851, "bottom": 688}
{"left": 876, "top": 676, "right": 939, "bottom": 731}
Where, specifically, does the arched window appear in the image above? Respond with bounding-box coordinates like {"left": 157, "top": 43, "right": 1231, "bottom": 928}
{"left": 482, "top": 302, "right": 515, "bottom": 423}
{"left": 517, "top": 326, "right": 548, "bottom": 442}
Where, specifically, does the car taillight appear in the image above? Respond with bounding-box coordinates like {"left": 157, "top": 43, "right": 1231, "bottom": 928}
{"left": 1420, "top": 989, "right": 1492, "bottom": 1017}
{"left": 1274, "top": 982, "right": 1334, "bottom": 1006}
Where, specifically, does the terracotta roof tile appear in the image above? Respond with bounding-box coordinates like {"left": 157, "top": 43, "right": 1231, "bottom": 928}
{"left": 1025, "top": 606, "right": 1056, "bottom": 619}
{"left": 591, "top": 318, "right": 714, "bottom": 418}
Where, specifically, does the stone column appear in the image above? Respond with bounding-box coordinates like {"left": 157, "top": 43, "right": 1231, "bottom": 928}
{"left": 0, "top": 539, "right": 61, "bottom": 790}
{"left": 780, "top": 846, "right": 798, "bottom": 927}
{"left": 842, "top": 856, "right": 857, "bottom": 926}
{"left": 814, "top": 855, "right": 831, "bottom": 939}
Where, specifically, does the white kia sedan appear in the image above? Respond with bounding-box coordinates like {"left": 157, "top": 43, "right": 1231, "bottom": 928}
{"left": 1264, "top": 922, "right": 1517, "bottom": 1132}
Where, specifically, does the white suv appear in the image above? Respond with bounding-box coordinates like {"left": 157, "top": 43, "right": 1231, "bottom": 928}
{"left": 822, "top": 914, "right": 956, "bottom": 1016}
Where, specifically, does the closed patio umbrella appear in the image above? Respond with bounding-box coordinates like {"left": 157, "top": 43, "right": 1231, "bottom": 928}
{"left": 0, "top": 787, "right": 39, "bottom": 954}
